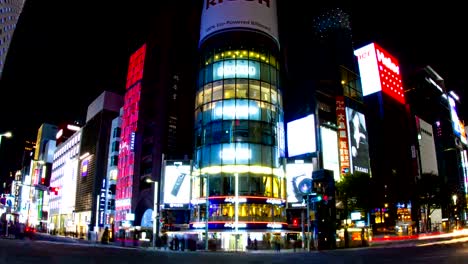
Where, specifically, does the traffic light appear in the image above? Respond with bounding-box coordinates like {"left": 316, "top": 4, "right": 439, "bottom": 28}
{"left": 50, "top": 187, "right": 59, "bottom": 195}
{"left": 293, "top": 218, "right": 298, "bottom": 227}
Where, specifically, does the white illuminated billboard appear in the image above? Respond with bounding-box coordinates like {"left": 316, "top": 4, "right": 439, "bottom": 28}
{"left": 286, "top": 162, "right": 313, "bottom": 203}
{"left": 287, "top": 114, "right": 316, "bottom": 157}
{"left": 320, "top": 126, "right": 340, "bottom": 182}
{"left": 416, "top": 116, "right": 438, "bottom": 175}
{"left": 200, "top": 0, "right": 279, "bottom": 45}
{"left": 163, "top": 163, "right": 191, "bottom": 204}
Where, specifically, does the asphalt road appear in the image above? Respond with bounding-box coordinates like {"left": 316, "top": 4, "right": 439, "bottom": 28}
{"left": 1, "top": 236, "right": 468, "bottom": 264}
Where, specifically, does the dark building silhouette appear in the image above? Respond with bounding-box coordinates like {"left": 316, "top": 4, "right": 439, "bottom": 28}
{"left": 75, "top": 91, "right": 122, "bottom": 238}
{"left": 114, "top": 1, "right": 200, "bottom": 236}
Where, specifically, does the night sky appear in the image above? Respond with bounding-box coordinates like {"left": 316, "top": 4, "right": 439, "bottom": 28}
{"left": 0, "top": 1, "right": 466, "bottom": 189}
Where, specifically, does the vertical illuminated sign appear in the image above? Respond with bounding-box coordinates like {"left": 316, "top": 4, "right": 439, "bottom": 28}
{"left": 98, "top": 179, "right": 106, "bottom": 227}
{"left": 115, "top": 43, "right": 146, "bottom": 223}
{"left": 336, "top": 96, "right": 350, "bottom": 175}
{"left": 354, "top": 42, "right": 405, "bottom": 104}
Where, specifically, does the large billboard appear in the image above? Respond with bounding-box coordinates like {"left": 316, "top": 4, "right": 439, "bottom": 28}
{"left": 286, "top": 162, "right": 313, "bottom": 203}
{"left": 346, "top": 107, "right": 370, "bottom": 174}
{"left": 163, "top": 162, "right": 191, "bottom": 205}
{"left": 320, "top": 126, "right": 340, "bottom": 182}
{"left": 200, "top": 0, "right": 279, "bottom": 46}
{"left": 287, "top": 114, "right": 316, "bottom": 157}
{"left": 415, "top": 116, "right": 438, "bottom": 175}
{"left": 354, "top": 42, "right": 405, "bottom": 104}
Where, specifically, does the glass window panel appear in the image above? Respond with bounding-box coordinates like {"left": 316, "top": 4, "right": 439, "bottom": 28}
{"left": 198, "top": 70, "right": 204, "bottom": 87}
{"left": 224, "top": 79, "right": 235, "bottom": 99}
{"left": 270, "top": 68, "right": 277, "bottom": 86}
{"left": 205, "top": 64, "right": 213, "bottom": 83}
{"left": 262, "top": 123, "right": 273, "bottom": 145}
{"left": 236, "top": 79, "right": 248, "bottom": 98}
{"left": 202, "top": 146, "right": 211, "bottom": 167}
{"left": 235, "top": 142, "right": 251, "bottom": 164}
{"left": 260, "top": 62, "right": 270, "bottom": 82}
{"left": 261, "top": 145, "right": 273, "bottom": 167}
{"left": 212, "top": 61, "right": 223, "bottom": 81}
{"left": 203, "top": 125, "right": 212, "bottom": 145}
{"left": 249, "top": 80, "right": 260, "bottom": 100}
{"left": 221, "top": 143, "right": 235, "bottom": 165}
{"left": 261, "top": 82, "right": 271, "bottom": 102}
{"left": 272, "top": 176, "right": 280, "bottom": 198}
{"left": 202, "top": 102, "right": 212, "bottom": 125}
{"left": 222, "top": 100, "right": 236, "bottom": 120}
{"left": 248, "top": 100, "right": 261, "bottom": 121}
{"left": 250, "top": 143, "right": 262, "bottom": 165}
{"left": 211, "top": 121, "right": 223, "bottom": 143}
{"left": 194, "top": 108, "right": 202, "bottom": 128}
{"left": 210, "top": 176, "right": 222, "bottom": 196}
{"left": 203, "top": 84, "right": 212, "bottom": 104}
{"left": 235, "top": 99, "right": 249, "bottom": 120}
{"left": 212, "top": 81, "right": 223, "bottom": 101}
{"left": 269, "top": 54, "right": 277, "bottom": 68}
{"left": 233, "top": 120, "right": 249, "bottom": 142}
{"left": 249, "top": 122, "right": 262, "bottom": 144}
{"left": 221, "top": 121, "right": 232, "bottom": 143}
{"left": 210, "top": 144, "right": 221, "bottom": 169}
{"left": 270, "top": 87, "right": 278, "bottom": 105}
{"left": 238, "top": 174, "right": 249, "bottom": 196}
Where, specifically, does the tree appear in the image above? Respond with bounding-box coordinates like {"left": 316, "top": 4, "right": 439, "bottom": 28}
{"left": 335, "top": 171, "right": 371, "bottom": 247}
{"left": 416, "top": 172, "right": 441, "bottom": 232}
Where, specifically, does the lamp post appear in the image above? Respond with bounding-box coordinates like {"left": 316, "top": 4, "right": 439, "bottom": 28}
{"left": 146, "top": 178, "right": 159, "bottom": 249}
{"left": 199, "top": 174, "right": 209, "bottom": 251}
{"left": 0, "top": 131, "right": 12, "bottom": 147}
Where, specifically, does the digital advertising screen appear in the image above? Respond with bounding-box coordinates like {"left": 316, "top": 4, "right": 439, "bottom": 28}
{"left": 200, "top": 0, "right": 279, "bottom": 46}
{"left": 416, "top": 116, "right": 438, "bottom": 175}
{"left": 346, "top": 108, "right": 370, "bottom": 174}
{"left": 163, "top": 162, "right": 191, "bottom": 205}
{"left": 320, "top": 126, "right": 340, "bottom": 182}
{"left": 287, "top": 114, "right": 316, "bottom": 157}
{"left": 286, "top": 162, "right": 313, "bottom": 203}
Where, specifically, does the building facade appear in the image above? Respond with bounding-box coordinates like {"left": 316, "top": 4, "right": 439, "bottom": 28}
{"left": 190, "top": 0, "right": 287, "bottom": 251}
{"left": 49, "top": 125, "right": 81, "bottom": 235}
{"left": 0, "top": 0, "right": 25, "bottom": 78}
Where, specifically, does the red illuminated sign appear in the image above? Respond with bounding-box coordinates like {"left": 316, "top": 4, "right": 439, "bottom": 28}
{"left": 336, "top": 96, "right": 350, "bottom": 176}
{"left": 354, "top": 42, "right": 405, "bottom": 104}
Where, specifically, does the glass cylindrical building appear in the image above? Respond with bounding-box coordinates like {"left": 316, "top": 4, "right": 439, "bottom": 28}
{"left": 190, "top": 0, "right": 287, "bottom": 251}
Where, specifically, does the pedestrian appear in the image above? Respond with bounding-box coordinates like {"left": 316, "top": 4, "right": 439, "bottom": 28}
{"left": 101, "top": 227, "right": 109, "bottom": 244}
{"left": 174, "top": 236, "right": 179, "bottom": 251}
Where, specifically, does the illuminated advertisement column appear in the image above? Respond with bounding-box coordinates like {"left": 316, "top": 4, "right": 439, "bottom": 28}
{"left": 115, "top": 44, "right": 146, "bottom": 225}
{"left": 191, "top": 0, "right": 287, "bottom": 238}
{"left": 335, "top": 96, "right": 350, "bottom": 176}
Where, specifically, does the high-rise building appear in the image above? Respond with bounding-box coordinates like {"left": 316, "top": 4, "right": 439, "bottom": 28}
{"left": 75, "top": 91, "right": 122, "bottom": 239}
{"left": 28, "top": 123, "right": 57, "bottom": 229}
{"left": 190, "top": 0, "right": 287, "bottom": 251}
{"left": 405, "top": 65, "right": 467, "bottom": 232}
{"left": 49, "top": 127, "right": 81, "bottom": 235}
{"left": 354, "top": 42, "right": 415, "bottom": 232}
{"left": 114, "top": 1, "right": 200, "bottom": 240}
{"left": 0, "top": 0, "right": 25, "bottom": 79}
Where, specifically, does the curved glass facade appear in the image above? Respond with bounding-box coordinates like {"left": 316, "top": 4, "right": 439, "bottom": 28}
{"left": 191, "top": 44, "right": 287, "bottom": 231}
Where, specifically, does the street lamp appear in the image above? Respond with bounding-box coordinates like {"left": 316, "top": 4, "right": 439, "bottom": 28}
{"left": 146, "top": 178, "right": 159, "bottom": 249}
{"left": 0, "top": 131, "right": 12, "bottom": 148}
{"left": 199, "top": 174, "right": 209, "bottom": 251}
